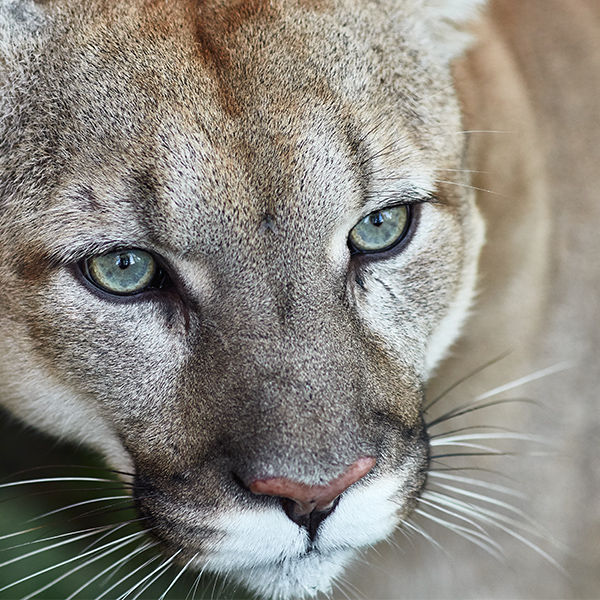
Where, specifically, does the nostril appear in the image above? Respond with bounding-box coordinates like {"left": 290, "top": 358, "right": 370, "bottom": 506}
{"left": 280, "top": 496, "right": 338, "bottom": 521}
{"left": 249, "top": 456, "right": 376, "bottom": 515}
{"left": 281, "top": 496, "right": 340, "bottom": 541}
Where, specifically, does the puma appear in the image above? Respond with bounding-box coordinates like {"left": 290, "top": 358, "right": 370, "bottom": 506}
{"left": 0, "top": 0, "right": 598, "bottom": 598}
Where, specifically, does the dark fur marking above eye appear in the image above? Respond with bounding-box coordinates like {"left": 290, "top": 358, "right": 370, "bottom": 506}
{"left": 72, "top": 184, "right": 102, "bottom": 212}
{"left": 131, "top": 168, "right": 159, "bottom": 205}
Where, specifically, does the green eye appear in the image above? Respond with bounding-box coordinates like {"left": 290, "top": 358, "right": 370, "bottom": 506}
{"left": 348, "top": 205, "right": 410, "bottom": 253}
{"left": 83, "top": 249, "right": 158, "bottom": 295}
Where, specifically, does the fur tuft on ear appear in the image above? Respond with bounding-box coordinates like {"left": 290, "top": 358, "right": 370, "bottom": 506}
{"left": 406, "top": 0, "right": 487, "bottom": 62}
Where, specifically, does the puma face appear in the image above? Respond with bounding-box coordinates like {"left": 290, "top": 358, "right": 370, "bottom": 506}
{"left": 0, "top": 0, "right": 484, "bottom": 597}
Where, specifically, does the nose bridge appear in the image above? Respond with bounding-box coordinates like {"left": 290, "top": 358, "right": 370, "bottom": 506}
{"left": 230, "top": 297, "right": 363, "bottom": 410}
{"left": 216, "top": 311, "right": 371, "bottom": 484}
{"left": 197, "top": 248, "right": 376, "bottom": 479}
{"left": 237, "top": 334, "right": 359, "bottom": 425}
{"left": 217, "top": 247, "right": 349, "bottom": 351}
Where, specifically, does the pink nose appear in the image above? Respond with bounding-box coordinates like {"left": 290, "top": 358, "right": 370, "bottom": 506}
{"left": 249, "top": 456, "right": 376, "bottom": 516}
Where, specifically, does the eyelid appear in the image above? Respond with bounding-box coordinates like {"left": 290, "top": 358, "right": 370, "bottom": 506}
{"left": 358, "top": 194, "right": 433, "bottom": 221}
{"left": 45, "top": 239, "right": 153, "bottom": 269}
{"left": 82, "top": 248, "right": 169, "bottom": 271}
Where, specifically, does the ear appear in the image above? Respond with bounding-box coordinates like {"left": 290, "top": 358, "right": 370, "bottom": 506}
{"left": 407, "top": 0, "right": 487, "bottom": 62}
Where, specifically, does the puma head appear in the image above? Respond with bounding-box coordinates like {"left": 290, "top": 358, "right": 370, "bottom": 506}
{"left": 0, "top": 0, "right": 485, "bottom": 597}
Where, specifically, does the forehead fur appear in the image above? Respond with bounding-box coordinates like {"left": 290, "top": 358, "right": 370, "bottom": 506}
{"left": 1, "top": 4, "right": 465, "bottom": 200}
{"left": 0, "top": 0, "right": 476, "bottom": 285}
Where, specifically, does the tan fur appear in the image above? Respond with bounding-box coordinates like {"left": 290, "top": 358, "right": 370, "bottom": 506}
{"left": 0, "top": 0, "right": 599, "bottom": 598}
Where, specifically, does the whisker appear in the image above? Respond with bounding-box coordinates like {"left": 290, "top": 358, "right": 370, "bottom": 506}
{"left": 414, "top": 508, "right": 505, "bottom": 560}
{"left": 431, "top": 441, "right": 507, "bottom": 454}
{"left": 334, "top": 572, "right": 367, "bottom": 600}
{"left": 96, "top": 550, "right": 163, "bottom": 600}
{"left": 401, "top": 520, "right": 446, "bottom": 554}
{"left": 457, "top": 503, "right": 542, "bottom": 547}
{"left": 426, "top": 484, "right": 538, "bottom": 525}
{"left": 418, "top": 496, "right": 488, "bottom": 535}
{"left": 214, "top": 568, "right": 236, "bottom": 600}
{"left": 498, "top": 526, "right": 564, "bottom": 571}
{"left": 0, "top": 529, "right": 145, "bottom": 594}
{"left": 428, "top": 363, "right": 573, "bottom": 434}
{"left": 426, "top": 486, "right": 549, "bottom": 545}
{"left": 0, "top": 524, "right": 111, "bottom": 553}
{"left": 428, "top": 471, "right": 525, "bottom": 499}
{"left": 412, "top": 81, "right": 457, "bottom": 104}
{"left": 98, "top": 532, "right": 157, "bottom": 587}
{"left": 473, "top": 362, "right": 574, "bottom": 402}
{"left": 158, "top": 553, "right": 197, "bottom": 600}
{"left": 437, "top": 168, "right": 488, "bottom": 174}
{"left": 0, "top": 464, "right": 117, "bottom": 479}
{"left": 424, "top": 351, "right": 512, "bottom": 413}
{"left": 429, "top": 424, "right": 514, "bottom": 439}
{"left": 427, "top": 397, "right": 535, "bottom": 428}
{"left": 79, "top": 520, "right": 142, "bottom": 556}
{"left": 430, "top": 451, "right": 511, "bottom": 460}
{"left": 424, "top": 491, "right": 525, "bottom": 531}
{"left": 67, "top": 541, "right": 157, "bottom": 600}
{"left": 434, "top": 178, "right": 504, "bottom": 197}
{"left": 333, "top": 577, "right": 353, "bottom": 600}
{"left": 0, "top": 512, "right": 141, "bottom": 565}
{"left": 22, "top": 531, "right": 146, "bottom": 600}
{"left": 186, "top": 563, "right": 209, "bottom": 600}
{"left": 32, "top": 495, "right": 130, "bottom": 522}
{"left": 356, "top": 119, "right": 387, "bottom": 151}
{"left": 0, "top": 527, "right": 110, "bottom": 569}
{"left": 122, "top": 551, "right": 182, "bottom": 600}
{"left": 359, "top": 138, "right": 408, "bottom": 166}
{"left": 0, "top": 524, "right": 59, "bottom": 544}
{"left": 429, "top": 465, "right": 510, "bottom": 475}
{"left": 433, "top": 130, "right": 514, "bottom": 136}
{"left": 430, "top": 432, "right": 550, "bottom": 448}
{"left": 0, "top": 476, "right": 117, "bottom": 490}
{"left": 423, "top": 490, "right": 562, "bottom": 569}
{"left": 344, "top": 572, "right": 368, "bottom": 600}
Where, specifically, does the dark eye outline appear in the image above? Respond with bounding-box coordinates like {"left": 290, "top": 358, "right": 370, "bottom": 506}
{"left": 79, "top": 249, "right": 172, "bottom": 297}
{"left": 348, "top": 204, "right": 413, "bottom": 255}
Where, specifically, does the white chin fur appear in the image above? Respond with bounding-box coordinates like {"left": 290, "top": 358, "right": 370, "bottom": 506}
{"left": 228, "top": 551, "right": 354, "bottom": 600}
{"left": 201, "top": 477, "right": 403, "bottom": 600}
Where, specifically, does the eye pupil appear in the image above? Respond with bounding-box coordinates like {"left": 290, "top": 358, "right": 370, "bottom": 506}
{"left": 370, "top": 213, "right": 384, "bottom": 227}
{"left": 117, "top": 254, "right": 131, "bottom": 269}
